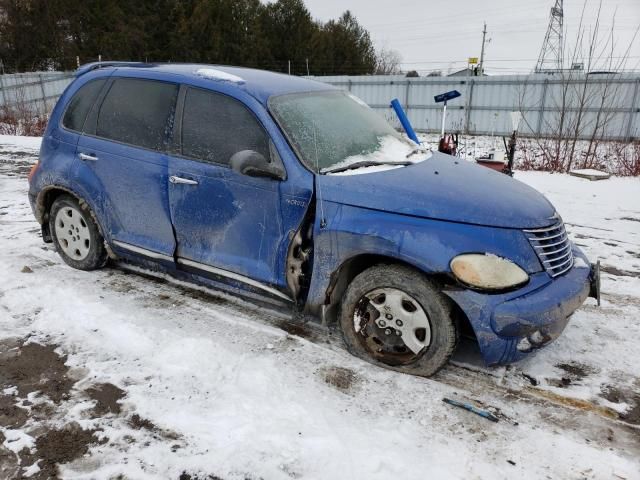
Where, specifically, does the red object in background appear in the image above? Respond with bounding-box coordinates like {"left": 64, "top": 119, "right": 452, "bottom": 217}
{"left": 438, "top": 134, "right": 457, "bottom": 156}
{"left": 475, "top": 159, "right": 505, "bottom": 172}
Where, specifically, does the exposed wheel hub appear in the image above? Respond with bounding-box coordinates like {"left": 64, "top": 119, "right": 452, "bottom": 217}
{"left": 353, "top": 288, "right": 431, "bottom": 365}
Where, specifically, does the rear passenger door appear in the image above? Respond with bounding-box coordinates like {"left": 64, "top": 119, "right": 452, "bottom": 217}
{"left": 166, "top": 86, "right": 291, "bottom": 295}
{"left": 76, "top": 77, "right": 178, "bottom": 260}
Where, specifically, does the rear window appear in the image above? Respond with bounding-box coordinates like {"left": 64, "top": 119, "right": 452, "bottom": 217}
{"left": 96, "top": 78, "right": 178, "bottom": 151}
{"left": 62, "top": 79, "right": 106, "bottom": 132}
{"left": 181, "top": 88, "right": 269, "bottom": 165}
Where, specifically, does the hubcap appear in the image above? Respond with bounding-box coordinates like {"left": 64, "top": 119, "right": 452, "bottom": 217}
{"left": 54, "top": 206, "right": 91, "bottom": 261}
{"left": 353, "top": 288, "right": 431, "bottom": 366}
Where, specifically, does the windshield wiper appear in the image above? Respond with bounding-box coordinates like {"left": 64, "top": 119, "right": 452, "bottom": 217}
{"left": 322, "top": 160, "right": 412, "bottom": 174}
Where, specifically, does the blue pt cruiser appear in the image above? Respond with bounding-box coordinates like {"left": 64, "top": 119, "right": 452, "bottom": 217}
{"left": 28, "top": 62, "right": 600, "bottom": 376}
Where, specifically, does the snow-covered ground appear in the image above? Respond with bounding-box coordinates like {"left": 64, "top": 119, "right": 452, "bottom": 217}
{"left": 0, "top": 135, "right": 639, "bottom": 479}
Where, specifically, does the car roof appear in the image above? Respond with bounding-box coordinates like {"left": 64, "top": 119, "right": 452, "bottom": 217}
{"left": 76, "top": 62, "right": 335, "bottom": 105}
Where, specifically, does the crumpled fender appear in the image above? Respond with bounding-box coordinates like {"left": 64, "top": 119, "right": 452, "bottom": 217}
{"left": 305, "top": 201, "right": 543, "bottom": 313}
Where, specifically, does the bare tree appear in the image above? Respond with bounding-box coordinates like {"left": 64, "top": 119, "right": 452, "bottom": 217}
{"left": 517, "top": 0, "right": 639, "bottom": 173}
{"left": 375, "top": 47, "right": 402, "bottom": 75}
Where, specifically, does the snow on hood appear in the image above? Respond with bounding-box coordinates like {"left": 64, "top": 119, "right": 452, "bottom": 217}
{"left": 322, "top": 135, "right": 431, "bottom": 175}
{"left": 318, "top": 151, "right": 557, "bottom": 229}
{"left": 195, "top": 68, "right": 245, "bottom": 84}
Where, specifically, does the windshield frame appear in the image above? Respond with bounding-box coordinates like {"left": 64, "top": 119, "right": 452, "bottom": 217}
{"left": 268, "top": 89, "right": 407, "bottom": 175}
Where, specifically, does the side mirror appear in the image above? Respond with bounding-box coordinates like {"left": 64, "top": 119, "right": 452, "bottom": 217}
{"left": 229, "top": 149, "right": 285, "bottom": 180}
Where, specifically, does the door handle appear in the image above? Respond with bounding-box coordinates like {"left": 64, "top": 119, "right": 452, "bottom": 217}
{"left": 79, "top": 153, "right": 98, "bottom": 162}
{"left": 169, "top": 175, "right": 198, "bottom": 185}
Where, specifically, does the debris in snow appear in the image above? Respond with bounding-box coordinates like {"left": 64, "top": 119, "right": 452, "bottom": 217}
{"left": 442, "top": 398, "right": 499, "bottom": 423}
{"left": 195, "top": 68, "right": 245, "bottom": 84}
{"left": 21, "top": 265, "right": 33, "bottom": 273}
{"left": 569, "top": 169, "right": 611, "bottom": 181}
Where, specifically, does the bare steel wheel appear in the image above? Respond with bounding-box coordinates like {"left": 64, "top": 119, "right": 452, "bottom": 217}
{"left": 54, "top": 204, "right": 92, "bottom": 261}
{"left": 49, "top": 195, "right": 107, "bottom": 271}
{"left": 340, "top": 264, "right": 458, "bottom": 377}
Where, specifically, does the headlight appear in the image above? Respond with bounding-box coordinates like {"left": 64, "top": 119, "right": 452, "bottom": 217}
{"left": 450, "top": 254, "right": 529, "bottom": 290}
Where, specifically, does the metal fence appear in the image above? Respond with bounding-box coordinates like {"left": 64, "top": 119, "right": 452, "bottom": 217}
{"left": 310, "top": 73, "right": 640, "bottom": 142}
{"left": 2, "top": 70, "right": 639, "bottom": 141}
{"left": 0, "top": 72, "right": 74, "bottom": 114}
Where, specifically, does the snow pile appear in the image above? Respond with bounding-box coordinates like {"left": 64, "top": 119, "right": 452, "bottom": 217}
{"left": 195, "top": 68, "right": 245, "bottom": 84}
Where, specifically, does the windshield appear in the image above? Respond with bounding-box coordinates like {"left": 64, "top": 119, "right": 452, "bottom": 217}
{"left": 269, "top": 90, "right": 425, "bottom": 173}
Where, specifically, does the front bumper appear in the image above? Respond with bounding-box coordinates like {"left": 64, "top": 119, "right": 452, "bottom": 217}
{"left": 445, "top": 246, "right": 597, "bottom": 365}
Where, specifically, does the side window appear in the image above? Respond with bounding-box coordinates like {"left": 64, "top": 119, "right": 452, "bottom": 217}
{"left": 62, "top": 79, "right": 106, "bottom": 132}
{"left": 96, "top": 78, "right": 178, "bottom": 151}
{"left": 181, "top": 88, "right": 269, "bottom": 165}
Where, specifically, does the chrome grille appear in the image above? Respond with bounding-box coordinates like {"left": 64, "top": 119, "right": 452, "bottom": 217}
{"left": 524, "top": 221, "right": 574, "bottom": 277}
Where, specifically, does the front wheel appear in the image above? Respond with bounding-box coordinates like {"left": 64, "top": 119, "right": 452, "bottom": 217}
{"left": 49, "top": 195, "right": 107, "bottom": 271}
{"left": 339, "top": 264, "right": 457, "bottom": 377}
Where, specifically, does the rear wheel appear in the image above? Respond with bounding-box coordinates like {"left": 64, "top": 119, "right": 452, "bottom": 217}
{"left": 339, "top": 264, "right": 457, "bottom": 377}
{"left": 49, "top": 195, "right": 107, "bottom": 270}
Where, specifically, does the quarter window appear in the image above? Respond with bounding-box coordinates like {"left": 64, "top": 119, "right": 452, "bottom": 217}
{"left": 96, "top": 78, "right": 177, "bottom": 151}
{"left": 62, "top": 79, "right": 106, "bottom": 132}
{"left": 181, "top": 88, "right": 269, "bottom": 165}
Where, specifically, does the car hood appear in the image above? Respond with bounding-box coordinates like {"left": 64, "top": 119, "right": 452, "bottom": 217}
{"left": 317, "top": 152, "right": 557, "bottom": 229}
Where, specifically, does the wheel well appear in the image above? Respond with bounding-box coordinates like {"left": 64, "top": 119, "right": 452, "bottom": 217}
{"left": 37, "top": 188, "right": 111, "bottom": 259}
{"left": 39, "top": 188, "right": 72, "bottom": 242}
{"left": 325, "top": 254, "right": 478, "bottom": 345}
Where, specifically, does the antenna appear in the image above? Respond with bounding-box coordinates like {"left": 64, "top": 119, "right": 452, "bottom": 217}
{"left": 535, "top": 0, "right": 564, "bottom": 73}
{"left": 313, "top": 125, "right": 326, "bottom": 228}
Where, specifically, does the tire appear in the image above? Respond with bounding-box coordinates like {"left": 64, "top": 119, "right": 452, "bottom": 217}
{"left": 339, "top": 264, "right": 457, "bottom": 377}
{"left": 49, "top": 194, "right": 107, "bottom": 271}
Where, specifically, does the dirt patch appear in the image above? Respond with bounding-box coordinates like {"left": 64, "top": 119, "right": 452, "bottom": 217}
{"left": 0, "top": 394, "right": 28, "bottom": 428}
{"left": 600, "top": 384, "right": 625, "bottom": 404}
{"left": 86, "top": 383, "right": 125, "bottom": 416}
{"left": 179, "top": 473, "right": 224, "bottom": 480}
{"left": 600, "top": 265, "right": 640, "bottom": 278}
{"left": 0, "top": 339, "right": 74, "bottom": 403}
{"left": 19, "top": 423, "right": 102, "bottom": 480}
{"left": 555, "top": 362, "right": 596, "bottom": 380}
{"left": 547, "top": 362, "right": 597, "bottom": 388}
{"left": 0, "top": 432, "right": 20, "bottom": 479}
{"left": 620, "top": 398, "right": 640, "bottom": 425}
{"left": 276, "top": 320, "right": 313, "bottom": 340}
{"left": 319, "top": 366, "right": 358, "bottom": 393}
{"left": 129, "top": 413, "right": 157, "bottom": 431}
{"left": 599, "top": 384, "right": 640, "bottom": 425}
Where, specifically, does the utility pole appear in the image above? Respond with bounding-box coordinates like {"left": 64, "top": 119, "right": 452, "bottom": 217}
{"left": 478, "top": 22, "right": 487, "bottom": 76}
{"left": 288, "top": 60, "right": 291, "bottom": 75}
{"left": 306, "top": 58, "right": 310, "bottom": 76}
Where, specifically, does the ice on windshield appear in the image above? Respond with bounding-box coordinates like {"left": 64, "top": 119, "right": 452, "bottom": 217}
{"left": 321, "top": 135, "right": 430, "bottom": 175}
{"left": 270, "top": 91, "right": 430, "bottom": 174}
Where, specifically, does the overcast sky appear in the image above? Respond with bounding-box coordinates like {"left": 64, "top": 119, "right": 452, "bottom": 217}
{"left": 302, "top": 0, "right": 640, "bottom": 74}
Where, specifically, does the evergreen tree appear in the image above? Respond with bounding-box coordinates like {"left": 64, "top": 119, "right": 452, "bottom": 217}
{"left": 0, "top": 0, "right": 379, "bottom": 75}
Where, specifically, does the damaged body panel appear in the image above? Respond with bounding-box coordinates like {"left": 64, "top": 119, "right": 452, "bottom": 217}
{"left": 28, "top": 62, "right": 599, "bottom": 373}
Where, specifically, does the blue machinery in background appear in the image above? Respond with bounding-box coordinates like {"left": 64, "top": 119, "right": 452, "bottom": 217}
{"left": 390, "top": 98, "right": 420, "bottom": 145}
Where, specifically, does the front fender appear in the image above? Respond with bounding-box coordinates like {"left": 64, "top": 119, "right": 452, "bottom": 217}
{"left": 305, "top": 202, "right": 542, "bottom": 311}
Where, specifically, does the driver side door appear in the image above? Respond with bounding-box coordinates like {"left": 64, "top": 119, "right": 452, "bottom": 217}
{"left": 166, "top": 86, "right": 296, "bottom": 300}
